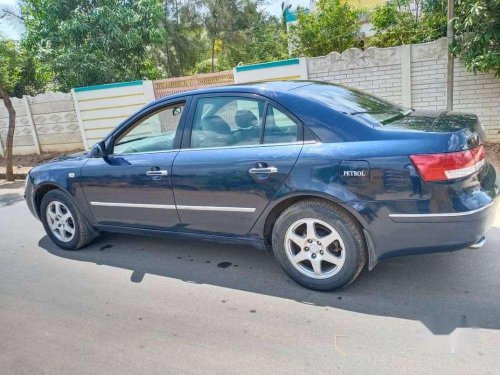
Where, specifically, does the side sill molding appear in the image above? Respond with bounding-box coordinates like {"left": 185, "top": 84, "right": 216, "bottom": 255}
{"left": 91, "top": 202, "right": 176, "bottom": 210}
{"left": 176, "top": 205, "right": 256, "bottom": 213}
{"left": 90, "top": 201, "right": 256, "bottom": 213}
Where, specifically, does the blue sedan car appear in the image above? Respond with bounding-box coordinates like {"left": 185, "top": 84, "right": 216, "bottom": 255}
{"left": 25, "top": 81, "right": 499, "bottom": 290}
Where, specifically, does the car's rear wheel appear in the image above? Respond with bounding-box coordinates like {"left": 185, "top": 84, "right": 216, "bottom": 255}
{"left": 272, "top": 199, "right": 366, "bottom": 291}
{"left": 41, "top": 189, "right": 98, "bottom": 250}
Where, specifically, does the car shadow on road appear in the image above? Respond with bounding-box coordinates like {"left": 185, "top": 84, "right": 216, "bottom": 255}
{"left": 0, "top": 181, "right": 24, "bottom": 189}
{"left": 0, "top": 192, "right": 24, "bottom": 207}
{"left": 39, "top": 226, "right": 500, "bottom": 335}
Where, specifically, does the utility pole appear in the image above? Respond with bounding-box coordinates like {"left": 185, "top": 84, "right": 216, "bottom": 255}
{"left": 446, "top": 0, "right": 455, "bottom": 111}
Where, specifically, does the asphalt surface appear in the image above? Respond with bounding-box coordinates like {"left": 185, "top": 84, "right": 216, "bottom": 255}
{"left": 1, "top": 182, "right": 500, "bottom": 374}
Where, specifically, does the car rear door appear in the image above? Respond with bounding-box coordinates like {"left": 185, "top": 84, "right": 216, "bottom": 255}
{"left": 171, "top": 94, "right": 303, "bottom": 236}
{"left": 80, "top": 97, "right": 190, "bottom": 230}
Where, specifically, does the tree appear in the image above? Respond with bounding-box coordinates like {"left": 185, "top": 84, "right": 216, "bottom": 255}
{"left": 289, "top": 0, "right": 361, "bottom": 57}
{"left": 367, "top": 0, "right": 499, "bottom": 74}
{"left": 201, "top": 0, "right": 287, "bottom": 72}
{"left": 242, "top": 11, "right": 288, "bottom": 64}
{"left": 203, "top": 0, "right": 239, "bottom": 72}
{"left": 163, "top": 0, "right": 206, "bottom": 77}
{"left": 366, "top": 0, "right": 447, "bottom": 48}
{"left": 22, "top": 0, "right": 167, "bottom": 91}
{"left": 0, "top": 40, "right": 21, "bottom": 181}
{"left": 219, "top": 1, "right": 288, "bottom": 67}
{"left": 0, "top": 39, "right": 49, "bottom": 181}
{"left": 452, "top": 0, "right": 500, "bottom": 75}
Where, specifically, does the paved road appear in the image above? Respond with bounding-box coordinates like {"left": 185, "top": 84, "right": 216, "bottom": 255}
{"left": 1, "top": 182, "right": 500, "bottom": 374}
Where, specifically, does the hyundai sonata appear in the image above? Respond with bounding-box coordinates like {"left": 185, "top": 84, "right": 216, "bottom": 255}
{"left": 25, "top": 81, "right": 499, "bottom": 290}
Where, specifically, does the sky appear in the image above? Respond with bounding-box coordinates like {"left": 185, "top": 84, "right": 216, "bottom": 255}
{"left": 0, "top": 0, "right": 20, "bottom": 39}
{"left": 0, "top": 0, "right": 310, "bottom": 40}
{"left": 265, "top": 0, "right": 310, "bottom": 16}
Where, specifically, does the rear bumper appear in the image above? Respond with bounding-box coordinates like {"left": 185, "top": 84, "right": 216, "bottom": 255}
{"left": 375, "top": 195, "right": 499, "bottom": 260}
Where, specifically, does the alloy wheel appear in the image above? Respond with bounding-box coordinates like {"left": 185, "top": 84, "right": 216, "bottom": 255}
{"left": 284, "top": 218, "right": 346, "bottom": 279}
{"left": 46, "top": 201, "right": 76, "bottom": 242}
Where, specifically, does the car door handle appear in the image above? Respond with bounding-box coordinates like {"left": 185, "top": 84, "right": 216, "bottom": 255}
{"left": 249, "top": 167, "right": 278, "bottom": 174}
{"left": 146, "top": 170, "right": 168, "bottom": 176}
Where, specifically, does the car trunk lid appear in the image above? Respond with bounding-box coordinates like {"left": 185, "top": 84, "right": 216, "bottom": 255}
{"left": 385, "top": 110, "right": 485, "bottom": 150}
{"left": 384, "top": 110, "right": 489, "bottom": 182}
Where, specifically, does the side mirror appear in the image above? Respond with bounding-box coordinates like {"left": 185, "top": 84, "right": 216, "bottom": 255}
{"left": 172, "top": 106, "right": 182, "bottom": 116}
{"left": 90, "top": 142, "right": 107, "bottom": 158}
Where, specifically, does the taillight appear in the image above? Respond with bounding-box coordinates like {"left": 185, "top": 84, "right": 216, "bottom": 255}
{"left": 410, "top": 145, "right": 485, "bottom": 182}
{"left": 470, "top": 145, "right": 486, "bottom": 170}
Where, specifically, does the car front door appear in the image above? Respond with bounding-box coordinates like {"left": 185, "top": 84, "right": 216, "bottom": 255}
{"left": 171, "top": 94, "right": 303, "bottom": 236}
{"left": 80, "top": 98, "right": 190, "bottom": 230}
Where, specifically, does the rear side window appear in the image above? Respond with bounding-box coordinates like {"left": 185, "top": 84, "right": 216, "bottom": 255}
{"left": 295, "top": 82, "right": 411, "bottom": 125}
{"left": 189, "top": 96, "right": 300, "bottom": 149}
{"left": 190, "top": 97, "right": 265, "bottom": 149}
{"left": 263, "top": 106, "right": 298, "bottom": 144}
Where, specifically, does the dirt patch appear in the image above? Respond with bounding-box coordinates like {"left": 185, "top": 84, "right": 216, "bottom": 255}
{"left": 0, "top": 150, "right": 82, "bottom": 175}
{"left": 485, "top": 143, "right": 500, "bottom": 172}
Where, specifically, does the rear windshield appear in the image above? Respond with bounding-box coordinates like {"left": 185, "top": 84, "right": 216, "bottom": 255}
{"left": 294, "top": 82, "right": 412, "bottom": 125}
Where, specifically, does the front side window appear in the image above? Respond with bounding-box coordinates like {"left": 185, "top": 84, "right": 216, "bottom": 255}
{"left": 190, "top": 97, "right": 265, "bottom": 149}
{"left": 113, "top": 103, "right": 185, "bottom": 155}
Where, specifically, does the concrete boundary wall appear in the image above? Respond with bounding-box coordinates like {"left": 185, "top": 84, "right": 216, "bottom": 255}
{"left": 306, "top": 38, "right": 500, "bottom": 142}
{"left": 0, "top": 92, "right": 83, "bottom": 155}
{"left": 234, "top": 58, "right": 308, "bottom": 83}
{"left": 1, "top": 39, "right": 499, "bottom": 156}
{"left": 28, "top": 92, "right": 83, "bottom": 153}
{"left": 1, "top": 97, "right": 42, "bottom": 156}
{"left": 72, "top": 80, "right": 152, "bottom": 149}
{"left": 452, "top": 62, "right": 500, "bottom": 142}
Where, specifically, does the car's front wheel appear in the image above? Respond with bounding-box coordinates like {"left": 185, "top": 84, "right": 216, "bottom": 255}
{"left": 272, "top": 199, "right": 366, "bottom": 291}
{"left": 40, "top": 189, "right": 97, "bottom": 250}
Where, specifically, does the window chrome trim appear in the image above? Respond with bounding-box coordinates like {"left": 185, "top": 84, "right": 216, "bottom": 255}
{"left": 105, "top": 141, "right": 318, "bottom": 157}
{"left": 389, "top": 201, "right": 494, "bottom": 219}
{"left": 108, "top": 149, "right": 180, "bottom": 157}
{"left": 90, "top": 201, "right": 256, "bottom": 213}
{"left": 178, "top": 140, "right": 315, "bottom": 152}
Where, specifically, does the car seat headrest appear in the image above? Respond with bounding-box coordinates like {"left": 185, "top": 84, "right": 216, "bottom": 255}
{"left": 201, "top": 115, "right": 231, "bottom": 134}
{"left": 235, "top": 110, "right": 258, "bottom": 129}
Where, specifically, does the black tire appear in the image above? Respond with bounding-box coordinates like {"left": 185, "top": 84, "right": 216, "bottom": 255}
{"left": 271, "top": 199, "right": 366, "bottom": 291}
{"left": 40, "top": 189, "right": 98, "bottom": 250}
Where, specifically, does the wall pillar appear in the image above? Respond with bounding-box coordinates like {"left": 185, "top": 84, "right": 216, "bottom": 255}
{"left": 142, "top": 80, "right": 156, "bottom": 103}
{"left": 23, "top": 96, "right": 41, "bottom": 154}
{"left": 71, "top": 89, "right": 89, "bottom": 150}
{"left": 299, "top": 57, "right": 309, "bottom": 79}
{"left": 401, "top": 44, "right": 412, "bottom": 107}
{"left": 232, "top": 67, "right": 240, "bottom": 84}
